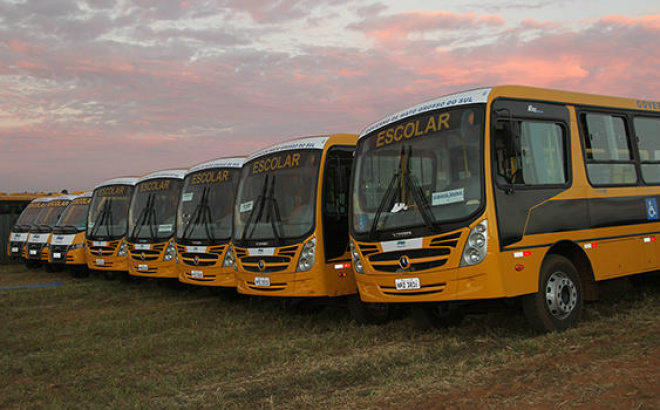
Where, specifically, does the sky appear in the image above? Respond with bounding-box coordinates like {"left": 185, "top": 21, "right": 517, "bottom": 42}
{"left": 1, "top": 0, "right": 659, "bottom": 192}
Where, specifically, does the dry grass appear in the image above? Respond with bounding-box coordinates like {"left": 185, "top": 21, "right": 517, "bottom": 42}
{"left": 1, "top": 264, "right": 660, "bottom": 410}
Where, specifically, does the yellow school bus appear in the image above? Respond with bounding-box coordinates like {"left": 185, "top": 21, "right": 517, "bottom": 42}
{"left": 25, "top": 195, "right": 75, "bottom": 269}
{"left": 350, "top": 85, "right": 660, "bottom": 332}
{"left": 127, "top": 169, "right": 186, "bottom": 279}
{"left": 176, "top": 157, "right": 245, "bottom": 287}
{"left": 49, "top": 191, "right": 93, "bottom": 275}
{"left": 233, "top": 135, "right": 390, "bottom": 320}
{"left": 7, "top": 195, "right": 52, "bottom": 261}
{"left": 86, "top": 177, "right": 138, "bottom": 279}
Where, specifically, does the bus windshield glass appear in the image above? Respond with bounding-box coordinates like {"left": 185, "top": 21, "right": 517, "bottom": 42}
{"left": 36, "top": 200, "right": 72, "bottom": 229}
{"left": 129, "top": 179, "right": 182, "bottom": 241}
{"left": 177, "top": 168, "right": 239, "bottom": 243}
{"left": 56, "top": 198, "right": 91, "bottom": 232}
{"left": 15, "top": 204, "right": 46, "bottom": 227}
{"left": 234, "top": 150, "right": 321, "bottom": 244}
{"left": 352, "top": 107, "right": 484, "bottom": 238}
{"left": 87, "top": 185, "right": 135, "bottom": 240}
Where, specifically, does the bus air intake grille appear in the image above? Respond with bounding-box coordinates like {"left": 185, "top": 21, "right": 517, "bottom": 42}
{"left": 380, "top": 282, "right": 447, "bottom": 296}
{"left": 368, "top": 248, "right": 449, "bottom": 273}
{"left": 129, "top": 249, "right": 160, "bottom": 261}
{"left": 247, "top": 282, "right": 287, "bottom": 292}
{"left": 429, "top": 232, "right": 462, "bottom": 248}
{"left": 358, "top": 244, "right": 379, "bottom": 256}
{"left": 243, "top": 265, "right": 288, "bottom": 273}
{"left": 277, "top": 245, "right": 299, "bottom": 258}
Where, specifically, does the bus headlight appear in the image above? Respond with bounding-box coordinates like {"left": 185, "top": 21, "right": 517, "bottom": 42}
{"left": 461, "top": 220, "right": 488, "bottom": 266}
{"left": 70, "top": 243, "right": 85, "bottom": 250}
{"left": 163, "top": 241, "right": 176, "bottom": 261}
{"left": 350, "top": 241, "right": 364, "bottom": 274}
{"left": 223, "top": 244, "right": 235, "bottom": 267}
{"left": 296, "top": 238, "right": 316, "bottom": 272}
{"left": 117, "top": 239, "right": 127, "bottom": 257}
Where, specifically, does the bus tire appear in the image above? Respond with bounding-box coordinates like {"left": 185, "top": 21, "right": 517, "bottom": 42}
{"left": 522, "top": 255, "right": 583, "bottom": 333}
{"left": 347, "top": 294, "right": 391, "bottom": 324}
{"left": 411, "top": 304, "right": 464, "bottom": 330}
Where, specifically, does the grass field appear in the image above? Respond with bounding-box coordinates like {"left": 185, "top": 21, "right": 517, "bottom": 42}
{"left": 2, "top": 264, "right": 660, "bottom": 410}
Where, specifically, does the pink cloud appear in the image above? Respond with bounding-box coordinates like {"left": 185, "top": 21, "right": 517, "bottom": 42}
{"left": 353, "top": 10, "right": 505, "bottom": 41}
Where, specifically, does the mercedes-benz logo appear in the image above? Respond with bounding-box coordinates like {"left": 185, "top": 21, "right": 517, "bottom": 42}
{"left": 141, "top": 252, "right": 146, "bottom": 261}
{"left": 193, "top": 255, "right": 200, "bottom": 265}
{"left": 258, "top": 260, "right": 266, "bottom": 271}
{"left": 399, "top": 255, "right": 410, "bottom": 269}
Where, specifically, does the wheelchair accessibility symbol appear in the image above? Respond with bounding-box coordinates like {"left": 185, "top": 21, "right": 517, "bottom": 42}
{"left": 646, "top": 198, "right": 659, "bottom": 220}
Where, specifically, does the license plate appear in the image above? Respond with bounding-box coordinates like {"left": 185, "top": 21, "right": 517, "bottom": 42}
{"left": 11, "top": 247, "right": 19, "bottom": 253}
{"left": 191, "top": 270, "right": 204, "bottom": 279}
{"left": 29, "top": 249, "right": 37, "bottom": 256}
{"left": 53, "top": 252, "right": 62, "bottom": 259}
{"left": 95, "top": 258, "right": 105, "bottom": 265}
{"left": 395, "top": 277, "right": 421, "bottom": 290}
{"left": 254, "top": 277, "right": 270, "bottom": 287}
{"left": 138, "top": 264, "right": 148, "bottom": 271}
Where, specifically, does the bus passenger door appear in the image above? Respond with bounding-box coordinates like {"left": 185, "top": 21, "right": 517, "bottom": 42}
{"left": 491, "top": 100, "right": 586, "bottom": 249}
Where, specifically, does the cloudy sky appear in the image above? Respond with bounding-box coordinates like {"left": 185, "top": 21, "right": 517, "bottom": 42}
{"left": 1, "top": 0, "right": 659, "bottom": 192}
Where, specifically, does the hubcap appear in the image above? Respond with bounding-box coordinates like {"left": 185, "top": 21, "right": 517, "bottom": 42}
{"left": 545, "top": 271, "right": 578, "bottom": 319}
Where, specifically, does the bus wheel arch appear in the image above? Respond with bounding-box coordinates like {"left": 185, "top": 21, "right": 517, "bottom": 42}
{"left": 522, "top": 241, "right": 594, "bottom": 332}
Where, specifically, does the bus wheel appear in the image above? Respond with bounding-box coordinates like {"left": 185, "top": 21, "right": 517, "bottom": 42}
{"left": 347, "top": 295, "right": 391, "bottom": 324}
{"left": 522, "top": 255, "right": 582, "bottom": 333}
{"left": 411, "top": 304, "right": 464, "bottom": 329}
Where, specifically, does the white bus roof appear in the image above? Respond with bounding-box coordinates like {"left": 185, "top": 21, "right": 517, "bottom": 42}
{"left": 186, "top": 157, "right": 246, "bottom": 176}
{"left": 360, "top": 87, "right": 493, "bottom": 138}
{"left": 245, "top": 136, "right": 330, "bottom": 162}
{"left": 93, "top": 177, "right": 139, "bottom": 190}
{"left": 136, "top": 169, "right": 187, "bottom": 183}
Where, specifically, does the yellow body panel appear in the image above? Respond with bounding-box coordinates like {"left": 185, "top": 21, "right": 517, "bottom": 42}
{"left": 48, "top": 231, "right": 87, "bottom": 265}
{"left": 128, "top": 239, "right": 178, "bottom": 279}
{"left": 86, "top": 239, "right": 129, "bottom": 271}
{"left": 176, "top": 244, "right": 236, "bottom": 287}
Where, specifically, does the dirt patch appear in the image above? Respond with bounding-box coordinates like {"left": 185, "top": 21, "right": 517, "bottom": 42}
{"left": 385, "top": 337, "right": 660, "bottom": 410}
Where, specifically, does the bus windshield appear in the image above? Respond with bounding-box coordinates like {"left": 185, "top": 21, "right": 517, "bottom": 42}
{"left": 15, "top": 205, "right": 45, "bottom": 227}
{"left": 129, "top": 179, "right": 182, "bottom": 241}
{"left": 56, "top": 199, "right": 90, "bottom": 232}
{"left": 177, "top": 168, "right": 239, "bottom": 243}
{"left": 234, "top": 150, "right": 321, "bottom": 245}
{"left": 35, "top": 200, "right": 72, "bottom": 229}
{"left": 87, "top": 185, "right": 135, "bottom": 240}
{"left": 352, "top": 107, "right": 484, "bottom": 239}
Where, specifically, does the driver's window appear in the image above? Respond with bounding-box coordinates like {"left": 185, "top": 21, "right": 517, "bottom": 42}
{"left": 494, "top": 120, "right": 567, "bottom": 186}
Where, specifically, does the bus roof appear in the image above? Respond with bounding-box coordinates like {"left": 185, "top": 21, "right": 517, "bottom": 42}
{"left": 245, "top": 134, "right": 358, "bottom": 162}
{"left": 136, "top": 169, "right": 187, "bottom": 183}
{"left": 93, "top": 177, "right": 139, "bottom": 190}
{"left": 186, "top": 156, "right": 246, "bottom": 175}
{"left": 359, "top": 85, "right": 660, "bottom": 138}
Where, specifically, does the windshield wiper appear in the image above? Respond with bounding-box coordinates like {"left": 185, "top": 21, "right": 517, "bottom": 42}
{"left": 130, "top": 193, "right": 157, "bottom": 240}
{"left": 368, "top": 145, "right": 438, "bottom": 240}
{"left": 265, "top": 176, "right": 283, "bottom": 246}
{"left": 242, "top": 174, "right": 270, "bottom": 242}
{"left": 181, "top": 187, "right": 216, "bottom": 242}
{"left": 241, "top": 175, "right": 283, "bottom": 245}
{"left": 90, "top": 198, "right": 114, "bottom": 238}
